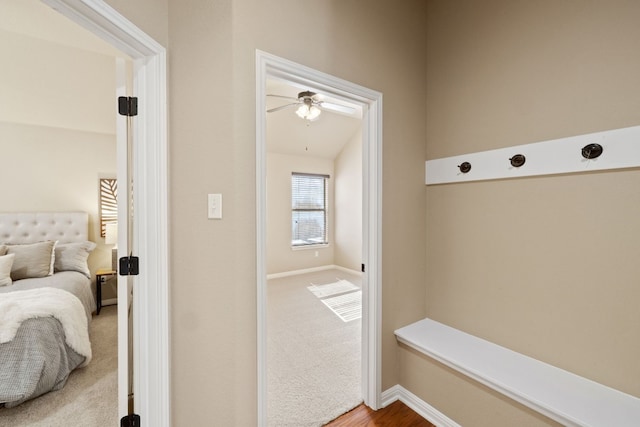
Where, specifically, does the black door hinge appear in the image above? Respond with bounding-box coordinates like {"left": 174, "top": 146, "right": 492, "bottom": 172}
{"left": 118, "top": 96, "right": 138, "bottom": 117}
{"left": 361, "top": 263, "right": 365, "bottom": 273}
{"left": 120, "top": 414, "right": 140, "bottom": 427}
{"left": 119, "top": 256, "right": 140, "bottom": 276}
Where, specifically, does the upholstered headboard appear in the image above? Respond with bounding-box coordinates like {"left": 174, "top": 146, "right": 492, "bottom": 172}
{"left": 0, "top": 212, "right": 89, "bottom": 245}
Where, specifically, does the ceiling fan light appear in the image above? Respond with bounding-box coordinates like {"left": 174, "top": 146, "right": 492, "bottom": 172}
{"left": 295, "top": 104, "right": 321, "bottom": 121}
{"left": 295, "top": 104, "right": 307, "bottom": 118}
{"left": 308, "top": 105, "right": 321, "bottom": 120}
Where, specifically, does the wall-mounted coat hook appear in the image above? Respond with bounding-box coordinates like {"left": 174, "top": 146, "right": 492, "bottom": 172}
{"left": 426, "top": 125, "right": 639, "bottom": 185}
{"left": 509, "top": 154, "right": 526, "bottom": 167}
{"left": 458, "top": 162, "right": 471, "bottom": 173}
{"left": 581, "top": 143, "right": 603, "bottom": 159}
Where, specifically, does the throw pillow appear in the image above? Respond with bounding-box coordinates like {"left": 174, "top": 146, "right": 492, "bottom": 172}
{"left": 54, "top": 241, "right": 96, "bottom": 278}
{"left": 6, "top": 240, "right": 57, "bottom": 280}
{"left": 0, "top": 253, "right": 15, "bottom": 286}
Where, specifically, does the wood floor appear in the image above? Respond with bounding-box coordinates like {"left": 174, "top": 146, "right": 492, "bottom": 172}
{"left": 324, "top": 400, "right": 435, "bottom": 427}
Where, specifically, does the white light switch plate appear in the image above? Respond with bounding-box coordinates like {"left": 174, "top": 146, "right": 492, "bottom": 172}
{"left": 208, "top": 193, "right": 222, "bottom": 219}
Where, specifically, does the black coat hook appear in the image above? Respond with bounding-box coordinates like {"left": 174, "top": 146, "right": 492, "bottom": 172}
{"left": 509, "top": 154, "right": 526, "bottom": 167}
{"left": 458, "top": 162, "right": 471, "bottom": 173}
{"left": 582, "top": 143, "right": 603, "bottom": 159}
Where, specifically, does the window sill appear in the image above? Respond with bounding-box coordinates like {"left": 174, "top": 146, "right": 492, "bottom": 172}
{"left": 291, "top": 243, "right": 329, "bottom": 251}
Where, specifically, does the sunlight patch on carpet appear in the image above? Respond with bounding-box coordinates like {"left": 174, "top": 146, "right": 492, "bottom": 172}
{"left": 307, "top": 279, "right": 359, "bottom": 298}
{"left": 321, "top": 291, "right": 362, "bottom": 322}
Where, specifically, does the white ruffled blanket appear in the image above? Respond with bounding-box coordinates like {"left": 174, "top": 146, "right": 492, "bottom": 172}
{"left": 0, "top": 287, "right": 92, "bottom": 365}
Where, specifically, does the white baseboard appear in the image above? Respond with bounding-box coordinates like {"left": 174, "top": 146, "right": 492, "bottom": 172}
{"left": 267, "top": 264, "right": 362, "bottom": 280}
{"left": 101, "top": 298, "right": 118, "bottom": 306}
{"left": 332, "top": 264, "right": 363, "bottom": 277}
{"left": 381, "top": 385, "right": 461, "bottom": 427}
{"left": 267, "top": 265, "right": 334, "bottom": 279}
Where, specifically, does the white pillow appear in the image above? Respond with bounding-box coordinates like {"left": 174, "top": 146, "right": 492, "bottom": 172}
{"left": 54, "top": 241, "right": 96, "bottom": 278}
{"left": 0, "top": 253, "right": 15, "bottom": 286}
{"left": 0, "top": 245, "right": 7, "bottom": 256}
{"left": 6, "top": 241, "right": 57, "bottom": 280}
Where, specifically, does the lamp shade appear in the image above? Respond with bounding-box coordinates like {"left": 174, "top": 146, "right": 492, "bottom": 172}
{"left": 105, "top": 222, "right": 118, "bottom": 246}
{"left": 295, "top": 104, "right": 321, "bottom": 121}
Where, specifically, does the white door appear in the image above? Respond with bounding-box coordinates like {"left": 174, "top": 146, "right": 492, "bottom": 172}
{"left": 116, "top": 58, "right": 135, "bottom": 420}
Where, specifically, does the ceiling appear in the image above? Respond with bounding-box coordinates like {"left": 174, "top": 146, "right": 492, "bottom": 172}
{"left": 0, "top": 0, "right": 125, "bottom": 58}
{"left": 3, "top": 1, "right": 359, "bottom": 160}
{"left": 266, "top": 79, "right": 362, "bottom": 159}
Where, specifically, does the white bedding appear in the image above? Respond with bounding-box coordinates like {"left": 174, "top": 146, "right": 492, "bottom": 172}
{"left": 0, "top": 271, "right": 95, "bottom": 319}
{"left": 0, "top": 275, "right": 94, "bottom": 407}
{"left": 0, "top": 212, "right": 96, "bottom": 407}
{"left": 0, "top": 287, "right": 91, "bottom": 365}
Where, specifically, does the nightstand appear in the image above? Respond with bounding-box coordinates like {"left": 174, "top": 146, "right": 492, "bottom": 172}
{"left": 96, "top": 268, "right": 117, "bottom": 315}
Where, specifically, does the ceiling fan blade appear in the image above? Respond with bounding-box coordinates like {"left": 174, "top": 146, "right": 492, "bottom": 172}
{"left": 267, "top": 94, "right": 299, "bottom": 101}
{"left": 318, "top": 101, "right": 357, "bottom": 115}
{"left": 267, "top": 103, "right": 298, "bottom": 113}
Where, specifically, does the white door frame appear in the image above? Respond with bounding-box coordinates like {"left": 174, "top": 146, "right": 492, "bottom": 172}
{"left": 41, "top": 1, "right": 170, "bottom": 425}
{"left": 256, "top": 50, "right": 383, "bottom": 424}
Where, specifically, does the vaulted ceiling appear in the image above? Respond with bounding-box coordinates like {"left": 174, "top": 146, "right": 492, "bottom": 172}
{"left": 0, "top": 0, "right": 123, "bottom": 58}
{"left": 266, "top": 79, "right": 362, "bottom": 159}
{"left": 5, "top": 1, "right": 360, "bottom": 160}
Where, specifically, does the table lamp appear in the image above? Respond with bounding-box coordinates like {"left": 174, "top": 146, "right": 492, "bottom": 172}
{"left": 105, "top": 222, "right": 118, "bottom": 272}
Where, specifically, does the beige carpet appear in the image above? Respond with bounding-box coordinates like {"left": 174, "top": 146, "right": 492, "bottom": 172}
{"left": 267, "top": 269, "right": 362, "bottom": 427}
{"left": 0, "top": 305, "right": 118, "bottom": 427}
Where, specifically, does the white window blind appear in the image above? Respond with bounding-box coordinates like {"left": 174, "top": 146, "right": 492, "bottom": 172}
{"left": 291, "top": 173, "right": 329, "bottom": 247}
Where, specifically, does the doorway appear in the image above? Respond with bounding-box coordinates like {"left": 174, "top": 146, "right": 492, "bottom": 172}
{"left": 265, "top": 77, "right": 364, "bottom": 425}
{"left": 41, "top": 1, "right": 170, "bottom": 425}
{"left": 0, "top": 2, "right": 124, "bottom": 423}
{"left": 256, "top": 51, "right": 383, "bottom": 425}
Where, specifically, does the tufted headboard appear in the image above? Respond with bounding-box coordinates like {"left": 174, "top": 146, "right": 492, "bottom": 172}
{"left": 0, "top": 212, "right": 89, "bottom": 245}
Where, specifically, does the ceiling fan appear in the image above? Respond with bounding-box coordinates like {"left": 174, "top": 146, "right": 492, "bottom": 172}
{"left": 267, "top": 90, "right": 356, "bottom": 121}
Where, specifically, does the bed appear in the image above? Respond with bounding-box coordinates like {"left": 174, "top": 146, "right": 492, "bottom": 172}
{"left": 0, "top": 212, "right": 96, "bottom": 408}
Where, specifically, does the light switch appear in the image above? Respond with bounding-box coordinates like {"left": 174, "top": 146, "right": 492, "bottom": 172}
{"left": 208, "top": 193, "right": 222, "bottom": 219}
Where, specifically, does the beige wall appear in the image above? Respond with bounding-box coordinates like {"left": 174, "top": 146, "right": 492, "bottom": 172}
{"left": 65, "top": 0, "right": 640, "bottom": 424}
{"left": 334, "top": 129, "right": 362, "bottom": 272}
{"left": 267, "top": 130, "right": 362, "bottom": 275}
{"left": 104, "top": 0, "right": 169, "bottom": 48}
{"left": 0, "top": 30, "right": 115, "bottom": 133}
{"left": 266, "top": 153, "right": 335, "bottom": 274}
{"left": 406, "top": 1, "right": 640, "bottom": 425}
{"left": 167, "top": 0, "right": 427, "bottom": 425}
{"left": 0, "top": 29, "right": 117, "bottom": 286}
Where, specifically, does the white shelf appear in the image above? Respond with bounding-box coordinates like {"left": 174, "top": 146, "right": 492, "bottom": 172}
{"left": 426, "top": 125, "right": 640, "bottom": 185}
{"left": 395, "top": 318, "right": 640, "bottom": 426}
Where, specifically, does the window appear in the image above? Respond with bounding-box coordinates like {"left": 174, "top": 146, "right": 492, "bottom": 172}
{"left": 291, "top": 172, "right": 329, "bottom": 247}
